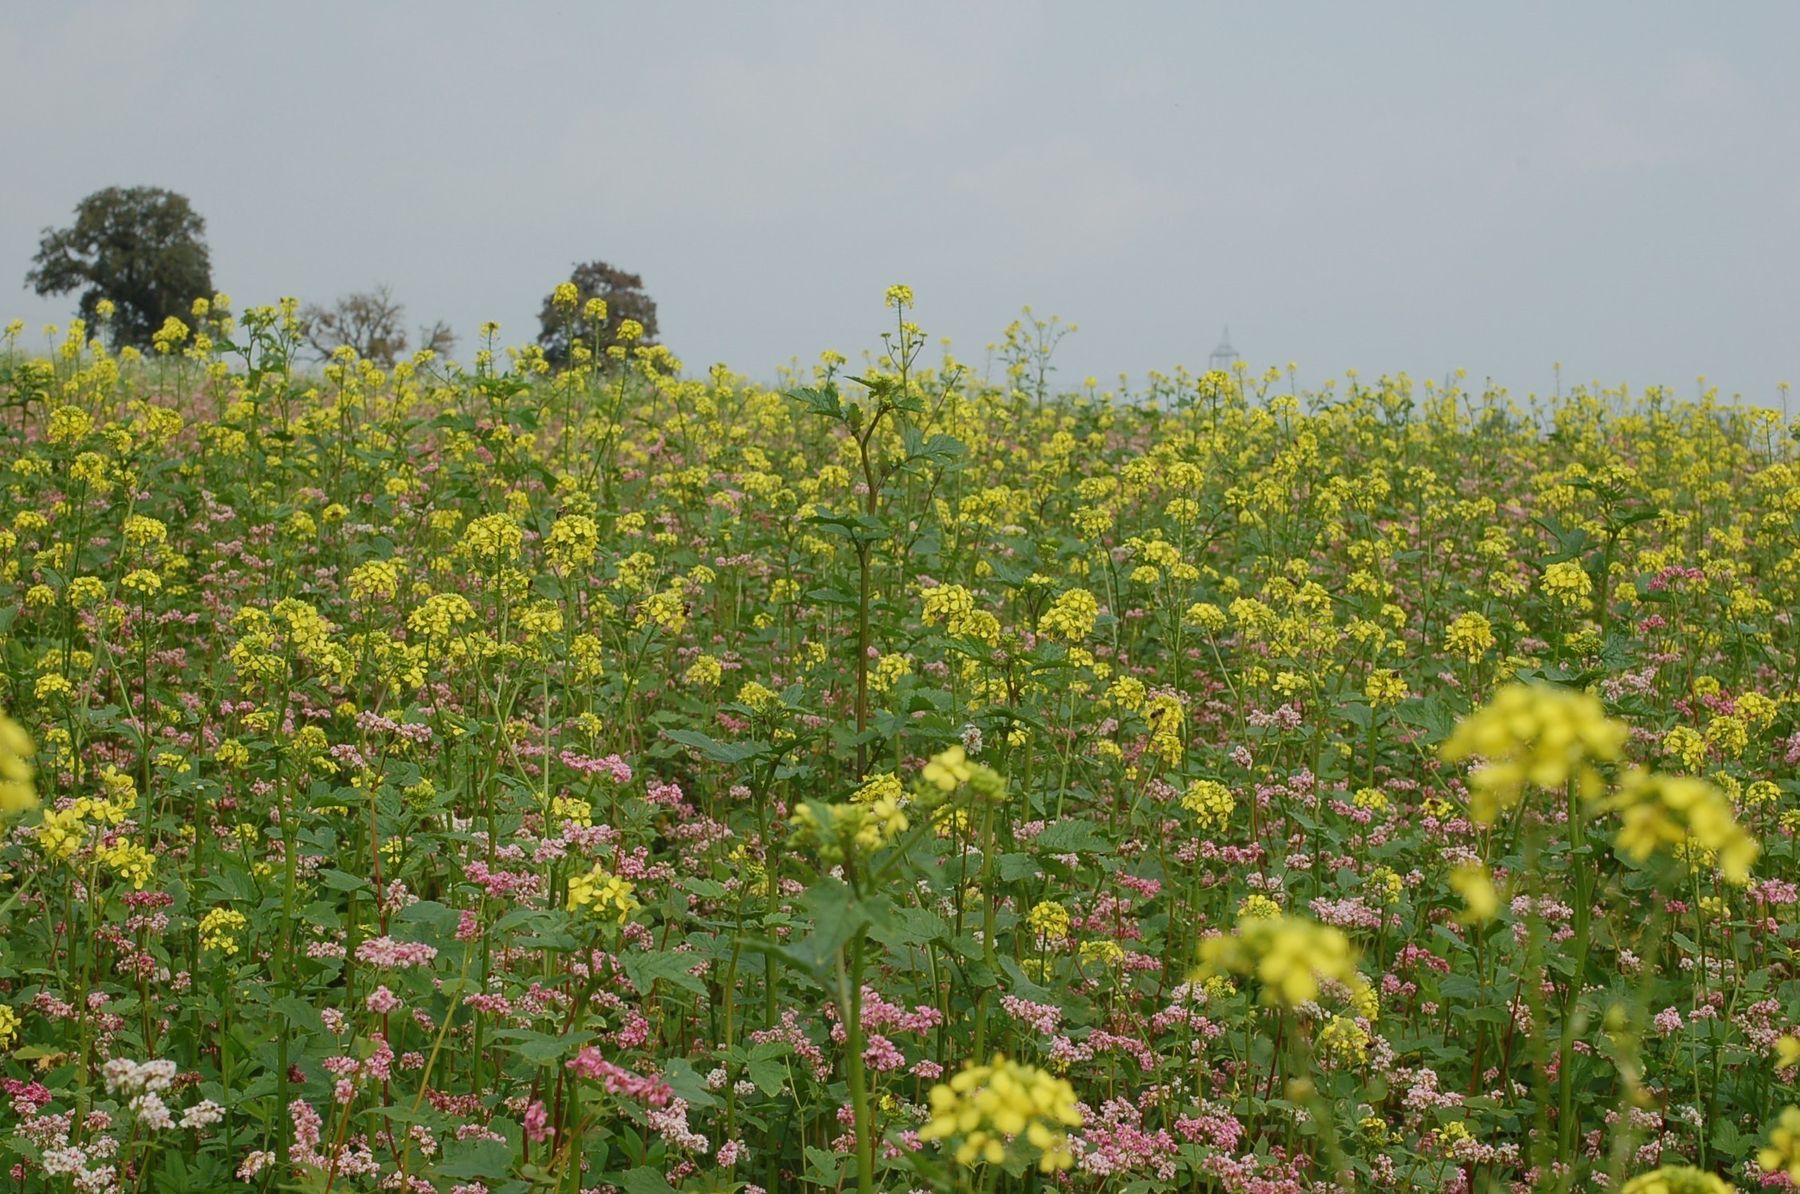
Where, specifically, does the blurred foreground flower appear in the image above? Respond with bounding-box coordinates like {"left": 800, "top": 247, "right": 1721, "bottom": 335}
{"left": 918, "top": 1054, "right": 1082, "bottom": 1172}
{"left": 1195, "top": 911, "right": 1366, "bottom": 1009}
{"left": 1605, "top": 768, "right": 1759, "bottom": 885}
{"left": 1761, "top": 1105, "right": 1800, "bottom": 1183}
{"left": 1620, "top": 1164, "right": 1734, "bottom": 1193}
{"left": 1440, "top": 682, "right": 1627, "bottom": 823}
{"left": 0, "top": 710, "right": 36, "bottom": 813}
{"left": 1449, "top": 862, "right": 1500, "bottom": 924}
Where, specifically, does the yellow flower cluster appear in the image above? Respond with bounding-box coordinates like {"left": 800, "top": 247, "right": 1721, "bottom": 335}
{"left": 1143, "top": 693, "right": 1183, "bottom": 766}
{"left": 1317, "top": 1013, "right": 1370, "bottom": 1064}
{"left": 35, "top": 771, "right": 137, "bottom": 861}
{"left": 736, "top": 680, "right": 781, "bottom": 714}
{"left": 273, "top": 598, "right": 332, "bottom": 660}
{"left": 1443, "top": 611, "right": 1496, "bottom": 662}
{"left": 682, "top": 654, "right": 724, "bottom": 687}
{"left": 96, "top": 841, "right": 156, "bottom": 889}
{"left": 1367, "top": 866, "right": 1403, "bottom": 906}
{"left": 922, "top": 745, "right": 974, "bottom": 791}
{"left": 920, "top": 583, "right": 999, "bottom": 646}
{"left": 1662, "top": 725, "right": 1707, "bottom": 772}
{"left": 850, "top": 771, "right": 903, "bottom": 806}
{"left": 348, "top": 559, "right": 405, "bottom": 605}
{"left": 1763, "top": 1106, "right": 1800, "bottom": 1183}
{"left": 1195, "top": 912, "right": 1364, "bottom": 1009}
{"left": 0, "top": 711, "right": 36, "bottom": 813}
{"left": 1440, "top": 683, "right": 1628, "bottom": 823}
{"left": 460, "top": 512, "right": 524, "bottom": 563}
{"left": 151, "top": 316, "right": 190, "bottom": 354}
{"left": 199, "top": 907, "right": 248, "bottom": 954}
{"left": 1364, "top": 669, "right": 1409, "bottom": 707}
{"left": 869, "top": 651, "right": 911, "bottom": 694}
{"left": 637, "top": 588, "right": 687, "bottom": 635}
{"left": 408, "top": 592, "right": 476, "bottom": 642}
{"left": 122, "top": 513, "right": 168, "bottom": 550}
{"left": 1619, "top": 1166, "right": 1734, "bottom": 1194}
{"left": 1027, "top": 900, "right": 1071, "bottom": 942}
{"left": 567, "top": 863, "right": 639, "bottom": 923}
{"left": 1181, "top": 779, "right": 1234, "bottom": 833}
{"left": 66, "top": 576, "right": 106, "bottom": 608}
{"left": 1237, "top": 893, "right": 1282, "bottom": 919}
{"left": 1541, "top": 559, "right": 1594, "bottom": 608}
{"left": 789, "top": 795, "right": 909, "bottom": 864}
{"left": 918, "top": 1055, "right": 1083, "bottom": 1172}
{"left": 545, "top": 513, "right": 599, "bottom": 573}
{"left": 549, "top": 794, "right": 592, "bottom": 825}
{"left": 120, "top": 569, "right": 161, "bottom": 596}
{"left": 1606, "top": 769, "right": 1759, "bottom": 885}
{"left": 1079, "top": 939, "right": 1124, "bottom": 967}
{"left": 1038, "top": 587, "right": 1100, "bottom": 643}
{"left": 45, "top": 405, "right": 94, "bottom": 446}
{"left": 919, "top": 745, "right": 1007, "bottom": 805}
{"left": 1184, "top": 601, "right": 1228, "bottom": 634}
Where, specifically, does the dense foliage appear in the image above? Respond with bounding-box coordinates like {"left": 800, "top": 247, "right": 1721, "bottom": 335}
{"left": 24, "top": 188, "right": 214, "bottom": 351}
{"left": 2, "top": 292, "right": 1799, "bottom": 1193}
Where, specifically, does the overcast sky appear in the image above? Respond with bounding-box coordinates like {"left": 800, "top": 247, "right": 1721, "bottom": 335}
{"left": 4, "top": 1, "right": 1797, "bottom": 402}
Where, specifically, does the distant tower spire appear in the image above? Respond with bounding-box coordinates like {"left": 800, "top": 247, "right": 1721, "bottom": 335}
{"left": 1209, "top": 326, "right": 1240, "bottom": 372}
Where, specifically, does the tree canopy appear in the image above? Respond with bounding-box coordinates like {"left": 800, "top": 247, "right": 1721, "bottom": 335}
{"left": 536, "top": 261, "right": 660, "bottom": 368}
{"left": 26, "top": 186, "right": 214, "bottom": 349}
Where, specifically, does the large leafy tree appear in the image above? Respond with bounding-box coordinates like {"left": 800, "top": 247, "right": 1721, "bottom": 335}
{"left": 26, "top": 186, "right": 214, "bottom": 349}
{"left": 536, "top": 260, "right": 659, "bottom": 368}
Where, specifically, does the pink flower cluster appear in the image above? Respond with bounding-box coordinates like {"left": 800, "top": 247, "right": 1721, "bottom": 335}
{"left": 565, "top": 1046, "right": 673, "bottom": 1107}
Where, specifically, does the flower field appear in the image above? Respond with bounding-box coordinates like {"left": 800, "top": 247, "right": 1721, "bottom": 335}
{"left": 2, "top": 291, "right": 1800, "bottom": 1193}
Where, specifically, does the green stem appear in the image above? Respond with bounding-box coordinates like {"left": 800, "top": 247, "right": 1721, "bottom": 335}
{"left": 843, "top": 933, "right": 875, "bottom": 1194}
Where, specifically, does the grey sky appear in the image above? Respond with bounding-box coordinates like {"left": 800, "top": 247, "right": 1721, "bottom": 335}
{"left": 5, "top": 1, "right": 1797, "bottom": 402}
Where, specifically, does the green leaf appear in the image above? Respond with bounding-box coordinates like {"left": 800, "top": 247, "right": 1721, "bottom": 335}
{"left": 901, "top": 425, "right": 965, "bottom": 466}
{"left": 662, "top": 729, "right": 764, "bottom": 764}
{"left": 489, "top": 1026, "right": 598, "bottom": 1065}
{"left": 661, "top": 1057, "right": 722, "bottom": 1108}
{"left": 865, "top": 904, "right": 949, "bottom": 949}
{"left": 613, "top": 1168, "right": 678, "bottom": 1194}
{"left": 273, "top": 995, "right": 325, "bottom": 1034}
{"left": 396, "top": 900, "right": 464, "bottom": 940}
{"left": 623, "top": 949, "right": 709, "bottom": 997}
{"left": 746, "top": 1042, "right": 791, "bottom": 1095}
{"left": 809, "top": 506, "right": 889, "bottom": 540}
{"left": 998, "top": 852, "right": 1043, "bottom": 882}
{"left": 997, "top": 955, "right": 1055, "bottom": 1002}
{"left": 803, "top": 1146, "right": 845, "bottom": 1185}
{"left": 785, "top": 878, "right": 868, "bottom": 971}
{"left": 784, "top": 384, "right": 844, "bottom": 420}
{"left": 437, "top": 1139, "right": 516, "bottom": 1180}
{"left": 1032, "top": 819, "right": 1112, "bottom": 855}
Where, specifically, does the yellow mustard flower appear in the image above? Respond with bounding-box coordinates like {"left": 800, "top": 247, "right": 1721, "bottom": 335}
{"left": 1439, "top": 682, "right": 1627, "bottom": 823}
{"left": 918, "top": 1055, "right": 1082, "bottom": 1173}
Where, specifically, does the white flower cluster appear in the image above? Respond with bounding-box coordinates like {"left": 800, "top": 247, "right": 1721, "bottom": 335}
{"left": 100, "top": 1058, "right": 224, "bottom": 1133}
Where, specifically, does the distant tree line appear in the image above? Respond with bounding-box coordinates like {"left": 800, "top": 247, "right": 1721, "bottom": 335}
{"left": 25, "top": 186, "right": 661, "bottom": 371}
